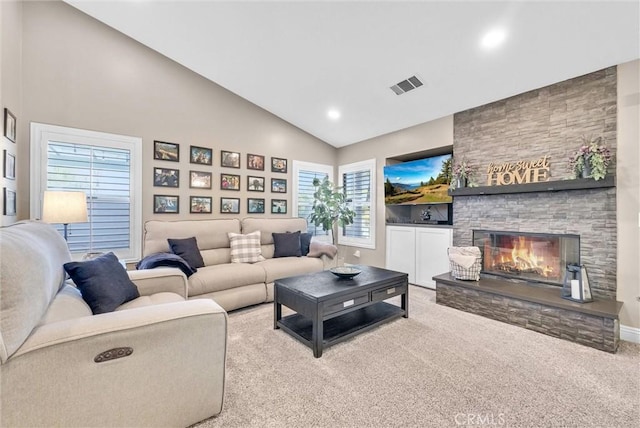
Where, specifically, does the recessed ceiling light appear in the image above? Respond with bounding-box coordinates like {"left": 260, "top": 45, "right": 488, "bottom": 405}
{"left": 327, "top": 109, "right": 341, "bottom": 120}
{"left": 481, "top": 28, "right": 507, "bottom": 49}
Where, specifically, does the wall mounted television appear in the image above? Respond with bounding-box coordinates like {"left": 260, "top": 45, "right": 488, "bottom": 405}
{"left": 384, "top": 153, "right": 452, "bottom": 205}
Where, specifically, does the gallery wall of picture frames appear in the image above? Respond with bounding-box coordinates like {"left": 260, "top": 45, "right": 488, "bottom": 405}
{"left": 3, "top": 107, "right": 17, "bottom": 217}
{"left": 152, "top": 141, "right": 290, "bottom": 216}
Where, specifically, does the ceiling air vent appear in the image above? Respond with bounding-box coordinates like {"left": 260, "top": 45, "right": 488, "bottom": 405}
{"left": 390, "top": 75, "right": 424, "bottom": 95}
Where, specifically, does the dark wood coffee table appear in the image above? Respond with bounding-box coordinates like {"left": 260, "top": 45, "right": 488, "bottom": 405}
{"left": 274, "top": 265, "right": 408, "bottom": 357}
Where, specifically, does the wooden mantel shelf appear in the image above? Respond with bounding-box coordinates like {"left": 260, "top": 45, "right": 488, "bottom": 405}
{"left": 449, "top": 176, "right": 615, "bottom": 197}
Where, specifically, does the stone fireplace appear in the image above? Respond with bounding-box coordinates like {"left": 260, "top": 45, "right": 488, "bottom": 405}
{"left": 472, "top": 230, "right": 580, "bottom": 287}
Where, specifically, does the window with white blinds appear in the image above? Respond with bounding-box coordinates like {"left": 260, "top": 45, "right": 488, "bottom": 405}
{"left": 338, "top": 159, "right": 376, "bottom": 249}
{"left": 292, "top": 160, "right": 333, "bottom": 239}
{"left": 31, "top": 123, "right": 142, "bottom": 261}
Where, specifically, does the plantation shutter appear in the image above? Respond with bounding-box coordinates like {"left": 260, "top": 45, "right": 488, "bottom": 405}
{"left": 342, "top": 169, "right": 371, "bottom": 239}
{"left": 47, "top": 141, "right": 131, "bottom": 253}
{"left": 296, "top": 168, "right": 329, "bottom": 237}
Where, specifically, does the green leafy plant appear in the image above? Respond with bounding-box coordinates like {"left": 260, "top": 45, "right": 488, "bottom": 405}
{"left": 309, "top": 177, "right": 356, "bottom": 245}
{"left": 568, "top": 135, "right": 612, "bottom": 181}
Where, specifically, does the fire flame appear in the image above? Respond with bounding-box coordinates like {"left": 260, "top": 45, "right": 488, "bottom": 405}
{"left": 489, "top": 236, "right": 555, "bottom": 277}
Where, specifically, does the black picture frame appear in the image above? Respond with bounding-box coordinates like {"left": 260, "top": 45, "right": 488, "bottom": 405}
{"left": 271, "top": 157, "right": 287, "bottom": 173}
{"left": 247, "top": 175, "right": 265, "bottom": 192}
{"left": 153, "top": 167, "right": 179, "bottom": 188}
{"left": 247, "top": 153, "right": 265, "bottom": 171}
{"left": 190, "top": 196, "right": 212, "bottom": 214}
{"left": 271, "top": 178, "right": 287, "bottom": 193}
{"left": 271, "top": 199, "right": 287, "bottom": 214}
{"left": 3, "top": 108, "right": 16, "bottom": 143}
{"left": 190, "top": 170, "right": 212, "bottom": 189}
{"left": 247, "top": 198, "right": 265, "bottom": 214}
{"left": 221, "top": 173, "right": 240, "bottom": 191}
{"left": 190, "top": 145, "right": 213, "bottom": 165}
{"left": 154, "top": 140, "right": 179, "bottom": 162}
{"left": 3, "top": 188, "right": 16, "bottom": 216}
{"left": 221, "top": 150, "right": 241, "bottom": 168}
{"left": 153, "top": 195, "right": 179, "bottom": 214}
{"left": 3, "top": 150, "right": 15, "bottom": 180}
{"left": 220, "top": 197, "right": 240, "bottom": 214}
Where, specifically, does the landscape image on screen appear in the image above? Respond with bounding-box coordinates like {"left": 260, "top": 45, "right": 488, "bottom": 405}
{"left": 384, "top": 154, "right": 452, "bottom": 205}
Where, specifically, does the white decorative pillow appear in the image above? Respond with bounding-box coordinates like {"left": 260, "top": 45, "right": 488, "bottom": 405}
{"left": 228, "top": 231, "right": 265, "bottom": 263}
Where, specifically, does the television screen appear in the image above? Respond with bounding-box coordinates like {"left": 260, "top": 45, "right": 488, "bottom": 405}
{"left": 384, "top": 154, "right": 452, "bottom": 205}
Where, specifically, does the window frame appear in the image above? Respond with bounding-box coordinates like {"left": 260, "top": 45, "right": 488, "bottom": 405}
{"left": 338, "top": 158, "right": 376, "bottom": 249}
{"left": 30, "top": 122, "right": 142, "bottom": 261}
{"left": 291, "top": 160, "right": 334, "bottom": 241}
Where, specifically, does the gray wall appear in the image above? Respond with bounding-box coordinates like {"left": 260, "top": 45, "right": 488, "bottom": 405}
{"left": 19, "top": 1, "right": 335, "bottom": 222}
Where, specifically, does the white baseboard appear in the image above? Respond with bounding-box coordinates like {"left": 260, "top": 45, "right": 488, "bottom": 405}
{"left": 620, "top": 324, "right": 640, "bottom": 344}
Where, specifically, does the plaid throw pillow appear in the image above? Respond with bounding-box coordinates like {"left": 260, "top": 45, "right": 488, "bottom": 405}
{"left": 228, "top": 231, "right": 265, "bottom": 263}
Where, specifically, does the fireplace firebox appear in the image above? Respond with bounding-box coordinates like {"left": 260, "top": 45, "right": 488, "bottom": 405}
{"left": 472, "top": 230, "right": 580, "bottom": 286}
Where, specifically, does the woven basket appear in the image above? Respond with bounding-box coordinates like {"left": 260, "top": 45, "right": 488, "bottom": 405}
{"left": 448, "top": 246, "right": 482, "bottom": 281}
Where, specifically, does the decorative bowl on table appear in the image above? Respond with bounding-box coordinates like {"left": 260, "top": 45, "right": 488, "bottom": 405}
{"left": 329, "top": 266, "right": 362, "bottom": 279}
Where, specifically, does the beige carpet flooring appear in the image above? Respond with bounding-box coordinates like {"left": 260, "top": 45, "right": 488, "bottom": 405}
{"left": 194, "top": 286, "right": 640, "bottom": 428}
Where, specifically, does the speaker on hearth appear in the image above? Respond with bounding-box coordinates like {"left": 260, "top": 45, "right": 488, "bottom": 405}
{"left": 562, "top": 264, "right": 593, "bottom": 303}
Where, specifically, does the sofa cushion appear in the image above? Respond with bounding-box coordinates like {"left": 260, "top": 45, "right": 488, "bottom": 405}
{"left": 116, "top": 292, "right": 184, "bottom": 311}
{"left": 64, "top": 252, "right": 140, "bottom": 315}
{"left": 168, "top": 237, "right": 205, "bottom": 270}
{"left": 300, "top": 232, "right": 313, "bottom": 256}
{"left": 241, "top": 217, "right": 308, "bottom": 245}
{"left": 228, "top": 231, "right": 265, "bottom": 263}
{"left": 187, "top": 263, "right": 266, "bottom": 296}
{"left": 143, "top": 219, "right": 241, "bottom": 257}
{"left": 256, "top": 256, "right": 324, "bottom": 284}
{"left": 273, "top": 231, "right": 302, "bottom": 258}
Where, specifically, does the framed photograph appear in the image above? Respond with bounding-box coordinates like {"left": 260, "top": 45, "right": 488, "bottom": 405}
{"left": 190, "top": 196, "right": 212, "bottom": 214}
{"left": 247, "top": 198, "right": 265, "bottom": 214}
{"left": 153, "top": 167, "right": 179, "bottom": 188}
{"left": 221, "top": 150, "right": 240, "bottom": 168}
{"left": 4, "top": 108, "right": 16, "bottom": 143}
{"left": 221, "top": 173, "right": 240, "bottom": 191}
{"left": 3, "top": 188, "right": 16, "bottom": 216}
{"left": 247, "top": 175, "right": 265, "bottom": 192}
{"left": 220, "top": 197, "right": 240, "bottom": 214}
{"left": 190, "top": 145, "right": 213, "bottom": 165}
{"left": 271, "top": 157, "right": 287, "bottom": 173}
{"left": 247, "top": 153, "right": 265, "bottom": 171}
{"left": 154, "top": 140, "right": 179, "bottom": 162}
{"left": 154, "top": 195, "right": 179, "bottom": 214}
{"left": 271, "top": 178, "right": 287, "bottom": 193}
{"left": 3, "top": 150, "right": 15, "bottom": 180}
{"left": 190, "top": 170, "right": 212, "bottom": 189}
{"left": 271, "top": 199, "right": 287, "bottom": 214}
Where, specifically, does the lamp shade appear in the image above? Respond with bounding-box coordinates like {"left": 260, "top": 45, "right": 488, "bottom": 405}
{"left": 42, "top": 191, "right": 88, "bottom": 224}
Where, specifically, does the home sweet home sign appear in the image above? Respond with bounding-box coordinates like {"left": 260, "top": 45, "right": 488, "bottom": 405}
{"left": 486, "top": 155, "right": 550, "bottom": 186}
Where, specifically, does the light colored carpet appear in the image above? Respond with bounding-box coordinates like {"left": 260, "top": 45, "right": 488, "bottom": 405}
{"left": 194, "top": 286, "right": 639, "bottom": 428}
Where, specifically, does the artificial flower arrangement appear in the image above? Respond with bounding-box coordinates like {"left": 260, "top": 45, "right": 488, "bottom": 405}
{"left": 450, "top": 158, "right": 477, "bottom": 189}
{"left": 568, "top": 135, "right": 612, "bottom": 181}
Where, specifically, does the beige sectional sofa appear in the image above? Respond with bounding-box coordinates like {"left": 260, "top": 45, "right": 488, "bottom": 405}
{"left": 0, "top": 221, "right": 227, "bottom": 427}
{"left": 143, "top": 217, "right": 333, "bottom": 311}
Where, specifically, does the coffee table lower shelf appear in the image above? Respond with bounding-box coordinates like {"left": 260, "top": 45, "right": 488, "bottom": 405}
{"left": 277, "top": 301, "right": 404, "bottom": 352}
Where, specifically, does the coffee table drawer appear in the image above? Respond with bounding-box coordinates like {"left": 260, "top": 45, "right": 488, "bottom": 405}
{"left": 371, "top": 284, "right": 407, "bottom": 302}
{"left": 324, "top": 293, "right": 369, "bottom": 315}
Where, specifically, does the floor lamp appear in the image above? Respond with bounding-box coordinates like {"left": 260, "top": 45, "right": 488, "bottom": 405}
{"left": 41, "top": 191, "right": 88, "bottom": 241}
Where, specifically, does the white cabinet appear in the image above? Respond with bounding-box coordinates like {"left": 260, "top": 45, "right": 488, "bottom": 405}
{"left": 386, "top": 225, "right": 452, "bottom": 289}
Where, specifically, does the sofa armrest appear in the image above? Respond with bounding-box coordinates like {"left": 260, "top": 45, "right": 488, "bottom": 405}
{"left": 3, "top": 300, "right": 227, "bottom": 427}
{"left": 127, "top": 267, "right": 188, "bottom": 298}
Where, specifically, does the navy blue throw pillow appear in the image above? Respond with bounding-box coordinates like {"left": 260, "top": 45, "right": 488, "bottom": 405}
{"left": 272, "top": 231, "right": 302, "bottom": 258}
{"left": 64, "top": 252, "right": 140, "bottom": 315}
{"left": 300, "top": 232, "right": 313, "bottom": 256}
{"left": 168, "top": 237, "right": 205, "bottom": 270}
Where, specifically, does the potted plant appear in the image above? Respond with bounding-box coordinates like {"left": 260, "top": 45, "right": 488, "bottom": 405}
{"left": 568, "top": 135, "right": 612, "bottom": 181}
{"left": 309, "top": 176, "right": 356, "bottom": 246}
{"left": 450, "top": 158, "right": 476, "bottom": 189}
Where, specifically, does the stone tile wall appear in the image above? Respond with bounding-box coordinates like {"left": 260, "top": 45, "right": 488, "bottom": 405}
{"left": 452, "top": 67, "right": 617, "bottom": 299}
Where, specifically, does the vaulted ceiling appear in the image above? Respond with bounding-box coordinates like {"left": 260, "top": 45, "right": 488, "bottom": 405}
{"left": 66, "top": 1, "right": 640, "bottom": 147}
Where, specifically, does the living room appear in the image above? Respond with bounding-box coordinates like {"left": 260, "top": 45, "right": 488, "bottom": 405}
{"left": 1, "top": 1, "right": 639, "bottom": 427}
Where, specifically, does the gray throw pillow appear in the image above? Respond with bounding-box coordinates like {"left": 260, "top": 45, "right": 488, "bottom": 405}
{"left": 64, "top": 252, "right": 140, "bottom": 315}
{"left": 300, "top": 232, "right": 313, "bottom": 256}
{"left": 272, "top": 231, "right": 302, "bottom": 258}
{"left": 168, "top": 237, "right": 205, "bottom": 270}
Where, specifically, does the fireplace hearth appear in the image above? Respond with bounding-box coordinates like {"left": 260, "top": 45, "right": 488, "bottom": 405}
{"left": 472, "top": 230, "right": 580, "bottom": 286}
